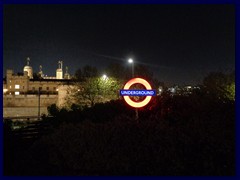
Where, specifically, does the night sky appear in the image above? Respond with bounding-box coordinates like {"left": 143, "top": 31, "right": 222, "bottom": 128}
{"left": 3, "top": 4, "right": 235, "bottom": 85}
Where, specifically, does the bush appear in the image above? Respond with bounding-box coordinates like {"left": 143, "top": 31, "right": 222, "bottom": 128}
{"left": 47, "top": 104, "right": 59, "bottom": 117}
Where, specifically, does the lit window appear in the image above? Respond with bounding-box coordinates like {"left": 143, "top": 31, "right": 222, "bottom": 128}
{"left": 15, "top": 85, "right": 20, "bottom": 89}
{"left": 15, "top": 92, "right": 20, "bottom": 95}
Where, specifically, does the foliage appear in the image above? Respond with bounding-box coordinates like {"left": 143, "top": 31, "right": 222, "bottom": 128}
{"left": 69, "top": 65, "right": 122, "bottom": 107}
{"left": 203, "top": 71, "right": 235, "bottom": 101}
{"left": 4, "top": 70, "right": 235, "bottom": 175}
{"left": 47, "top": 104, "right": 59, "bottom": 117}
{"left": 67, "top": 76, "right": 122, "bottom": 107}
{"left": 225, "top": 82, "right": 235, "bottom": 101}
{"left": 105, "top": 63, "right": 128, "bottom": 80}
{"left": 74, "top": 65, "right": 99, "bottom": 80}
{"left": 7, "top": 93, "right": 235, "bottom": 176}
{"left": 105, "top": 63, "right": 165, "bottom": 89}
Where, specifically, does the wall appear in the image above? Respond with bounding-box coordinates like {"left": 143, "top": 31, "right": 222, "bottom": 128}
{"left": 3, "top": 107, "right": 48, "bottom": 118}
{"left": 3, "top": 94, "right": 58, "bottom": 107}
{"left": 28, "top": 81, "right": 60, "bottom": 92}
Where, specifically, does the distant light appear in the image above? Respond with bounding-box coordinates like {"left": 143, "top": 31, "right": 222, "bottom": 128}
{"left": 15, "top": 84, "right": 20, "bottom": 89}
{"left": 169, "top": 87, "right": 175, "bottom": 93}
{"left": 15, "top": 91, "right": 20, "bottom": 95}
{"left": 56, "top": 88, "right": 59, "bottom": 91}
{"left": 3, "top": 89, "right": 8, "bottom": 93}
{"left": 102, "top": 74, "right": 108, "bottom": 80}
{"left": 128, "top": 58, "right": 133, "bottom": 64}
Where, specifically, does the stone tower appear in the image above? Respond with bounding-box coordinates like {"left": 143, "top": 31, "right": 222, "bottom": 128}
{"left": 64, "top": 66, "right": 70, "bottom": 79}
{"left": 56, "top": 61, "right": 63, "bottom": 79}
{"left": 23, "top": 57, "right": 33, "bottom": 79}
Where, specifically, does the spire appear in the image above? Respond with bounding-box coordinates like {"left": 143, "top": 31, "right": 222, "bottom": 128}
{"left": 39, "top": 65, "right": 44, "bottom": 78}
{"left": 58, "top": 61, "right": 61, "bottom": 69}
{"left": 64, "top": 66, "right": 70, "bottom": 79}
{"left": 58, "top": 61, "right": 63, "bottom": 69}
{"left": 66, "top": 66, "right": 68, "bottom": 74}
{"left": 56, "top": 61, "right": 63, "bottom": 79}
{"left": 27, "top": 57, "right": 30, "bottom": 66}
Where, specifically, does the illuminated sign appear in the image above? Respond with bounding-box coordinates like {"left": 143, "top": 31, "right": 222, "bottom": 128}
{"left": 120, "top": 78, "right": 156, "bottom": 108}
{"left": 120, "top": 90, "right": 156, "bottom": 96}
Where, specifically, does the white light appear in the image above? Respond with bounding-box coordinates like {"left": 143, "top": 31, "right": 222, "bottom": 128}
{"left": 15, "top": 91, "right": 20, "bottom": 95}
{"left": 102, "top": 74, "right": 108, "bottom": 80}
{"left": 128, "top": 58, "right": 133, "bottom": 63}
{"left": 56, "top": 88, "right": 59, "bottom": 91}
{"left": 15, "top": 84, "right": 20, "bottom": 89}
{"left": 3, "top": 89, "right": 8, "bottom": 93}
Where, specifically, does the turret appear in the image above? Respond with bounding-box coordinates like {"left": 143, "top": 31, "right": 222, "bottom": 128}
{"left": 23, "top": 57, "right": 33, "bottom": 78}
{"left": 56, "top": 61, "right": 63, "bottom": 79}
{"left": 38, "top": 65, "right": 44, "bottom": 78}
{"left": 64, "top": 66, "right": 70, "bottom": 79}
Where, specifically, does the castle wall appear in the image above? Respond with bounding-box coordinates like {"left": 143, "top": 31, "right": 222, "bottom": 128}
{"left": 3, "top": 94, "right": 58, "bottom": 107}
{"left": 3, "top": 68, "right": 76, "bottom": 118}
{"left": 3, "top": 86, "right": 71, "bottom": 117}
{"left": 28, "top": 81, "right": 60, "bottom": 93}
{"left": 3, "top": 107, "right": 48, "bottom": 118}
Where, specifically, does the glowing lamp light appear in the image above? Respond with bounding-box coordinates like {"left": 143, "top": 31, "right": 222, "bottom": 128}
{"left": 102, "top": 74, "right": 108, "bottom": 80}
{"left": 128, "top": 58, "right": 133, "bottom": 63}
{"left": 120, "top": 78, "right": 155, "bottom": 108}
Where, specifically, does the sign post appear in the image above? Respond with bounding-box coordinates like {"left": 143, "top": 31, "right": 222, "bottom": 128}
{"left": 120, "top": 78, "right": 156, "bottom": 121}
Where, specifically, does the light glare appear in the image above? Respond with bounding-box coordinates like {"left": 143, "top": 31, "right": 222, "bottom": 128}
{"left": 128, "top": 58, "right": 133, "bottom": 63}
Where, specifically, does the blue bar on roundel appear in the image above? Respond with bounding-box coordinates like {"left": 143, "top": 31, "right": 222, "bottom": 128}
{"left": 120, "top": 89, "right": 156, "bottom": 96}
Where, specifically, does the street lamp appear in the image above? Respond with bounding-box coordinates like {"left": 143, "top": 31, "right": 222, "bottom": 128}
{"left": 128, "top": 58, "right": 139, "bottom": 120}
{"left": 38, "top": 87, "right": 41, "bottom": 120}
{"left": 102, "top": 74, "right": 108, "bottom": 80}
{"left": 128, "top": 58, "right": 134, "bottom": 77}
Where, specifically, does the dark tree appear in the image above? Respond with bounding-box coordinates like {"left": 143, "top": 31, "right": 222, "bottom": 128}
{"left": 203, "top": 71, "right": 235, "bottom": 101}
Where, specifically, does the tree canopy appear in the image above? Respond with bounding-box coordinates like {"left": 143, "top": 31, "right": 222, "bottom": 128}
{"left": 203, "top": 71, "right": 235, "bottom": 101}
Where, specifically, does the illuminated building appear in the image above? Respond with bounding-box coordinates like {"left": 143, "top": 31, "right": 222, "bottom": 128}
{"left": 3, "top": 57, "right": 73, "bottom": 118}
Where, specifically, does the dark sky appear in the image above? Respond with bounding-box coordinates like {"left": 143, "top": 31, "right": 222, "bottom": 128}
{"left": 3, "top": 4, "right": 235, "bottom": 85}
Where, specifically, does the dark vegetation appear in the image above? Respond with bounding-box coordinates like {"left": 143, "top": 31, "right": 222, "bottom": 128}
{"left": 4, "top": 94, "right": 235, "bottom": 175}
{"left": 4, "top": 70, "right": 235, "bottom": 176}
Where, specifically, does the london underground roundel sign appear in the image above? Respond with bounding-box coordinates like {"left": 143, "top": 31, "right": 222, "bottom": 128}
{"left": 120, "top": 78, "right": 156, "bottom": 108}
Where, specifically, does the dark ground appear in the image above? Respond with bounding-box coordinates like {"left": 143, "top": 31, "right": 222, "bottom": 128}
{"left": 4, "top": 94, "right": 235, "bottom": 176}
